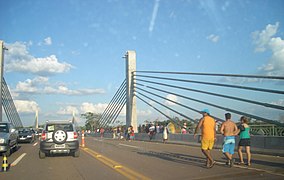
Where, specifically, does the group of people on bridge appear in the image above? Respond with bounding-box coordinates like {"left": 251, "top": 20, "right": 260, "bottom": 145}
{"left": 194, "top": 109, "right": 251, "bottom": 168}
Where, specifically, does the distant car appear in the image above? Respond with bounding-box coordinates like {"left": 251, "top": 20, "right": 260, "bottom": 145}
{"left": 0, "top": 122, "right": 18, "bottom": 156}
{"left": 39, "top": 120, "right": 80, "bottom": 159}
{"left": 18, "top": 128, "right": 36, "bottom": 143}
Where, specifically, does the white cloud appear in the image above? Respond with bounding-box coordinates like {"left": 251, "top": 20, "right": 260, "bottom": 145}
{"left": 44, "top": 37, "right": 52, "bottom": 45}
{"left": 80, "top": 102, "right": 127, "bottom": 117}
{"left": 5, "top": 42, "right": 73, "bottom": 75}
{"left": 14, "top": 100, "right": 39, "bottom": 113}
{"left": 165, "top": 94, "right": 178, "bottom": 106}
{"left": 137, "top": 109, "right": 152, "bottom": 116}
{"left": 253, "top": 22, "right": 284, "bottom": 76}
{"left": 252, "top": 22, "right": 279, "bottom": 52}
{"left": 207, "top": 34, "right": 220, "bottom": 43}
{"left": 14, "top": 76, "right": 105, "bottom": 95}
{"left": 57, "top": 106, "right": 79, "bottom": 115}
{"left": 149, "top": 0, "right": 160, "bottom": 33}
{"left": 15, "top": 76, "right": 48, "bottom": 93}
{"left": 43, "top": 85, "right": 105, "bottom": 95}
{"left": 80, "top": 102, "right": 108, "bottom": 114}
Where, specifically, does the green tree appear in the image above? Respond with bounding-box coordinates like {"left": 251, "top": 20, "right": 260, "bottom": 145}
{"left": 81, "top": 112, "right": 101, "bottom": 131}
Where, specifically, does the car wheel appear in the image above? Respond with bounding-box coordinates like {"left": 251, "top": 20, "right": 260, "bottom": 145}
{"left": 39, "top": 150, "right": 46, "bottom": 159}
{"left": 73, "top": 149, "right": 80, "bottom": 158}
{"left": 14, "top": 141, "right": 19, "bottom": 152}
{"left": 52, "top": 130, "right": 68, "bottom": 144}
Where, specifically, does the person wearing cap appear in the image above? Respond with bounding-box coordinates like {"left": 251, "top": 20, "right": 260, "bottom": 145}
{"left": 194, "top": 109, "right": 216, "bottom": 168}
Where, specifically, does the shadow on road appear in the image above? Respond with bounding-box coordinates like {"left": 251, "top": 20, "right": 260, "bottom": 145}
{"left": 136, "top": 150, "right": 210, "bottom": 168}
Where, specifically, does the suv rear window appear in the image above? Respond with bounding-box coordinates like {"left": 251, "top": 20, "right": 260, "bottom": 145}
{"left": 0, "top": 124, "right": 9, "bottom": 133}
{"left": 46, "top": 124, "right": 73, "bottom": 132}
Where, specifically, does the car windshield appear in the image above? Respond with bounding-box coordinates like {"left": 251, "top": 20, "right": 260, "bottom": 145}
{"left": 0, "top": 124, "right": 9, "bottom": 133}
{"left": 19, "top": 129, "right": 30, "bottom": 133}
{"left": 46, "top": 124, "right": 73, "bottom": 132}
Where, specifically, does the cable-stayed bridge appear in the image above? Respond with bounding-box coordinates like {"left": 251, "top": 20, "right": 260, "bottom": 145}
{"left": 1, "top": 41, "right": 284, "bottom": 133}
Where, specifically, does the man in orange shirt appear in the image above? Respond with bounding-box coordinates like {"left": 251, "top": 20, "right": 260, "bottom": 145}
{"left": 194, "top": 109, "right": 216, "bottom": 168}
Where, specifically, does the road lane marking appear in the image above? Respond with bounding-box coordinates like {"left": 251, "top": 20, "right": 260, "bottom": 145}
{"left": 81, "top": 147, "right": 150, "bottom": 180}
{"left": 33, "top": 142, "right": 38, "bottom": 146}
{"left": 118, "top": 143, "right": 140, "bottom": 149}
{"left": 233, "top": 164, "right": 284, "bottom": 177}
{"left": 11, "top": 153, "right": 27, "bottom": 167}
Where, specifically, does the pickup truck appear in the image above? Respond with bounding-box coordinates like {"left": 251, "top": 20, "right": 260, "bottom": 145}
{"left": 0, "top": 122, "right": 18, "bottom": 156}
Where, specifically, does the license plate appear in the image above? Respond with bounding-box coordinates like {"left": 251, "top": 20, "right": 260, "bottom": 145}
{"left": 55, "top": 144, "right": 65, "bottom": 148}
{"left": 20, "top": 138, "right": 26, "bottom": 140}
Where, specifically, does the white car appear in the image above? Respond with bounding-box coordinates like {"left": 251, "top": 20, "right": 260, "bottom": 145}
{"left": 39, "top": 120, "right": 80, "bottom": 159}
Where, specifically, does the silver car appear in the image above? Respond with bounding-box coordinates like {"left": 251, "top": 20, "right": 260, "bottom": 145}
{"left": 39, "top": 120, "right": 80, "bottom": 159}
{"left": 0, "top": 122, "right": 18, "bottom": 156}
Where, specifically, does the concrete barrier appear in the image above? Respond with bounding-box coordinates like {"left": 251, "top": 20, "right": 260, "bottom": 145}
{"left": 89, "top": 133, "right": 284, "bottom": 156}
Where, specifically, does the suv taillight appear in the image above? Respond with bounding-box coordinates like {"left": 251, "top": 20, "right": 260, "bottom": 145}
{"left": 41, "top": 130, "right": 46, "bottom": 140}
{"left": 74, "top": 132, "right": 78, "bottom": 139}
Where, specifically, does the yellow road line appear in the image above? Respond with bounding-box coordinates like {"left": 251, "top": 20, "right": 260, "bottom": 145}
{"left": 81, "top": 147, "right": 151, "bottom": 180}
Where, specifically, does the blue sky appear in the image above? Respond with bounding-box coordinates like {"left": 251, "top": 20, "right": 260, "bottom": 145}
{"left": 0, "top": 0, "right": 284, "bottom": 126}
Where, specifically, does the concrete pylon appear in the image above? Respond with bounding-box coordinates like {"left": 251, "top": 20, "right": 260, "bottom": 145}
{"left": 125, "top": 51, "right": 137, "bottom": 132}
{"left": 35, "top": 110, "right": 39, "bottom": 129}
{"left": 72, "top": 110, "right": 75, "bottom": 123}
{"left": 0, "top": 41, "right": 4, "bottom": 122}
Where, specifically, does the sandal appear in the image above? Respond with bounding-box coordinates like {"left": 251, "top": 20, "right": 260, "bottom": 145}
{"left": 208, "top": 161, "right": 216, "bottom": 168}
{"left": 245, "top": 163, "right": 251, "bottom": 166}
{"left": 237, "top": 162, "right": 245, "bottom": 165}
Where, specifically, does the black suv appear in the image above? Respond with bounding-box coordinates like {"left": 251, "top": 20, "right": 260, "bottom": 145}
{"left": 39, "top": 120, "right": 80, "bottom": 159}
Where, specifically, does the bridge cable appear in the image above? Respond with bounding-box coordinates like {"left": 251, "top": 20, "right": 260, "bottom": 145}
{"left": 1, "top": 78, "right": 23, "bottom": 127}
{"left": 99, "top": 86, "right": 126, "bottom": 127}
{"left": 135, "top": 85, "right": 223, "bottom": 123}
{"left": 135, "top": 79, "right": 284, "bottom": 111}
{"left": 98, "top": 81, "right": 127, "bottom": 127}
{"left": 134, "top": 74, "right": 284, "bottom": 95}
{"left": 134, "top": 81, "right": 284, "bottom": 127}
{"left": 98, "top": 80, "right": 126, "bottom": 126}
{"left": 135, "top": 94, "right": 185, "bottom": 128}
{"left": 135, "top": 71, "right": 284, "bottom": 80}
{"left": 101, "top": 96, "right": 126, "bottom": 127}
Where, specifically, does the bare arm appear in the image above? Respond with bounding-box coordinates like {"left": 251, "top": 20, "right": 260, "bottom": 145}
{"left": 194, "top": 118, "right": 203, "bottom": 138}
{"left": 233, "top": 123, "right": 239, "bottom": 136}
{"left": 213, "top": 121, "right": 216, "bottom": 139}
{"left": 220, "top": 122, "right": 224, "bottom": 135}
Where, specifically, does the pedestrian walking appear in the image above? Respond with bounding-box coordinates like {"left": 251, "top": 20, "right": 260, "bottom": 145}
{"left": 129, "top": 126, "right": 135, "bottom": 141}
{"left": 194, "top": 109, "right": 216, "bottom": 168}
{"left": 236, "top": 116, "right": 251, "bottom": 166}
{"left": 220, "top": 113, "right": 238, "bottom": 167}
{"left": 163, "top": 125, "right": 169, "bottom": 143}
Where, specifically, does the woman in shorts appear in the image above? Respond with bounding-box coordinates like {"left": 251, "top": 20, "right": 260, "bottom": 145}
{"left": 237, "top": 116, "right": 251, "bottom": 166}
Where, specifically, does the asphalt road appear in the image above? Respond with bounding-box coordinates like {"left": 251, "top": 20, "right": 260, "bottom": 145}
{"left": 0, "top": 137, "right": 284, "bottom": 180}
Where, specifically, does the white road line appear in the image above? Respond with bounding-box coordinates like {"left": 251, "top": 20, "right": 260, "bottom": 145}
{"left": 118, "top": 143, "right": 140, "bottom": 149}
{"left": 33, "top": 142, "right": 38, "bottom": 146}
{"left": 11, "top": 153, "right": 27, "bottom": 167}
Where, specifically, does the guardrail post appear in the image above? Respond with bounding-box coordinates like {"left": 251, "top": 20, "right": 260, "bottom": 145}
{"left": 125, "top": 51, "right": 137, "bottom": 132}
